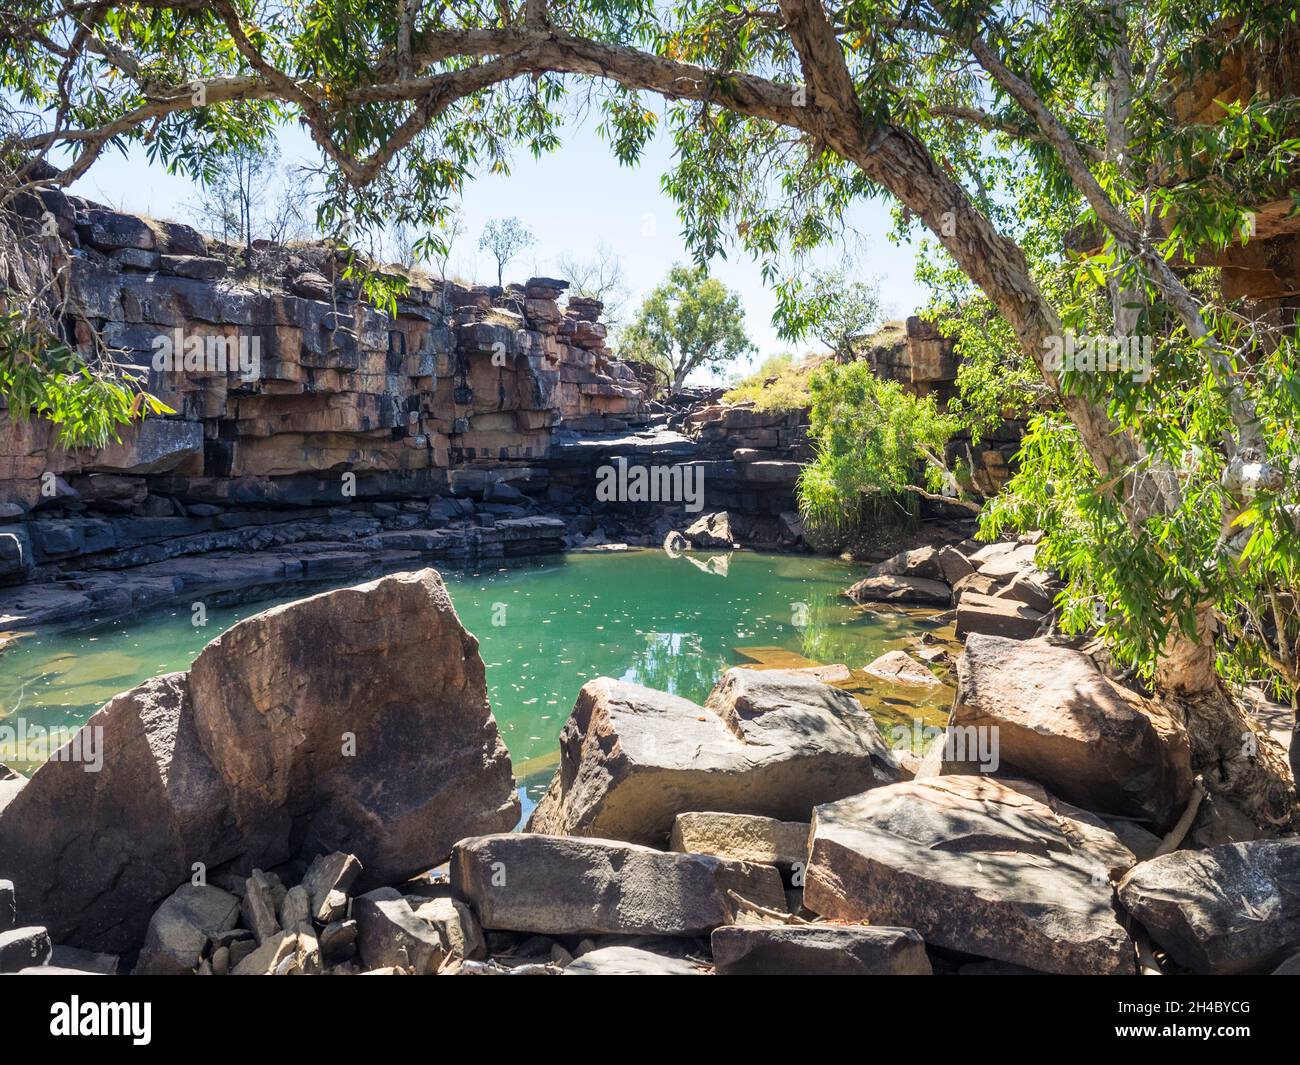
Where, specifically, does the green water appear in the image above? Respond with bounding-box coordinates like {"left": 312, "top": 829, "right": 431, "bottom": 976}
{"left": 0, "top": 549, "right": 953, "bottom": 798}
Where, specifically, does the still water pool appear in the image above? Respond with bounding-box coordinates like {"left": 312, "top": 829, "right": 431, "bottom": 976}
{"left": 0, "top": 549, "right": 953, "bottom": 796}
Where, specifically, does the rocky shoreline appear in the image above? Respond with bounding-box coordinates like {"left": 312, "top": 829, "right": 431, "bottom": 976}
{"left": 1, "top": 555, "right": 1294, "bottom": 977}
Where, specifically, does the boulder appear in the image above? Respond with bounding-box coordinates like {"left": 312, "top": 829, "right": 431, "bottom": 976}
{"left": 684, "top": 511, "right": 735, "bottom": 548}
{"left": 408, "top": 896, "right": 486, "bottom": 962}
{"left": 1118, "top": 840, "right": 1300, "bottom": 974}
{"left": 241, "top": 870, "right": 282, "bottom": 943}
{"left": 0, "top": 878, "right": 13, "bottom": 930}
{"left": 186, "top": 568, "right": 519, "bottom": 889}
{"left": 947, "top": 635, "right": 1192, "bottom": 829}
{"left": 670, "top": 812, "right": 810, "bottom": 870}
{"left": 564, "top": 946, "right": 705, "bottom": 975}
{"left": 863, "top": 650, "right": 942, "bottom": 687}
{"left": 134, "top": 884, "right": 241, "bottom": 976}
{"left": 868, "top": 544, "right": 971, "bottom": 584}
{"left": 804, "top": 776, "right": 1137, "bottom": 975}
{"left": 301, "top": 852, "right": 362, "bottom": 923}
{"left": 711, "top": 924, "right": 931, "bottom": 975}
{"left": 319, "top": 919, "right": 358, "bottom": 962}
{"left": 845, "top": 574, "right": 952, "bottom": 607}
{"left": 526, "top": 669, "right": 897, "bottom": 844}
{"left": 0, "top": 569, "right": 519, "bottom": 951}
{"left": 451, "top": 834, "right": 787, "bottom": 937}
{"left": 0, "top": 673, "right": 239, "bottom": 953}
{"left": 229, "top": 930, "right": 310, "bottom": 976}
{"left": 955, "top": 591, "right": 1045, "bottom": 639}
{"left": 353, "top": 888, "right": 446, "bottom": 974}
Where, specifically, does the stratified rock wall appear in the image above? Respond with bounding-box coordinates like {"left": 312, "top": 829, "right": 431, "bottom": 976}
{"left": 0, "top": 198, "right": 644, "bottom": 596}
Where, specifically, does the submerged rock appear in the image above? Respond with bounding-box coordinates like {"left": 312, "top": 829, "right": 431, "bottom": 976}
{"left": 452, "top": 834, "right": 787, "bottom": 937}
{"left": 0, "top": 568, "right": 519, "bottom": 952}
{"left": 1118, "top": 839, "right": 1300, "bottom": 974}
{"left": 947, "top": 635, "right": 1193, "bottom": 829}
{"left": 526, "top": 668, "right": 897, "bottom": 845}
{"left": 863, "top": 649, "right": 942, "bottom": 687}
{"left": 804, "top": 776, "right": 1137, "bottom": 975}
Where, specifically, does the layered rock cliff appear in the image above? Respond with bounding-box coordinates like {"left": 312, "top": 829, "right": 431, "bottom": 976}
{"left": 0, "top": 199, "right": 650, "bottom": 619}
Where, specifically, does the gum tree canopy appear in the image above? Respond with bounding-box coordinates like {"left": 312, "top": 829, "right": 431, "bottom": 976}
{"left": 5, "top": 1, "right": 1299, "bottom": 823}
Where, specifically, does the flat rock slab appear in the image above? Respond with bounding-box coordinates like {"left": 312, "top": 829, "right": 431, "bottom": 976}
{"left": 711, "top": 924, "right": 931, "bottom": 975}
{"left": 948, "top": 635, "right": 1192, "bottom": 829}
{"left": 670, "top": 812, "right": 810, "bottom": 869}
{"left": 527, "top": 668, "right": 897, "bottom": 845}
{"left": 1118, "top": 839, "right": 1300, "bottom": 974}
{"left": 564, "top": 946, "right": 707, "bottom": 975}
{"left": 804, "top": 776, "right": 1137, "bottom": 975}
{"left": 451, "top": 834, "right": 787, "bottom": 937}
{"left": 955, "top": 592, "right": 1044, "bottom": 639}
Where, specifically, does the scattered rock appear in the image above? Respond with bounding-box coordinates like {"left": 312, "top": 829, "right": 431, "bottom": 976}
{"left": 670, "top": 812, "right": 810, "bottom": 870}
{"left": 135, "top": 885, "right": 241, "bottom": 976}
{"left": 408, "top": 896, "right": 486, "bottom": 962}
{"left": 353, "top": 888, "right": 446, "bottom": 975}
{"left": 241, "top": 870, "right": 282, "bottom": 944}
{"left": 711, "top": 924, "right": 931, "bottom": 975}
{"left": 279, "top": 885, "right": 311, "bottom": 930}
{"left": 452, "top": 834, "right": 787, "bottom": 937}
{"left": 527, "top": 669, "right": 897, "bottom": 844}
{"left": 319, "top": 919, "right": 358, "bottom": 962}
{"left": 301, "top": 852, "right": 362, "bottom": 923}
{"left": 230, "top": 930, "right": 300, "bottom": 975}
{"left": 947, "top": 635, "right": 1193, "bottom": 829}
{"left": 804, "top": 777, "right": 1137, "bottom": 975}
{"left": 1118, "top": 839, "right": 1300, "bottom": 975}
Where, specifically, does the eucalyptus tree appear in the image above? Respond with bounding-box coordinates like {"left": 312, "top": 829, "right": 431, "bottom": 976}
{"left": 4, "top": 0, "right": 1298, "bottom": 822}
{"left": 620, "top": 263, "right": 753, "bottom": 390}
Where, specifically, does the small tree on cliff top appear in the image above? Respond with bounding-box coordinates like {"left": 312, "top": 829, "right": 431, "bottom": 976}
{"left": 478, "top": 217, "right": 535, "bottom": 287}
{"left": 6, "top": 1, "right": 1300, "bottom": 824}
{"left": 620, "top": 264, "right": 753, "bottom": 391}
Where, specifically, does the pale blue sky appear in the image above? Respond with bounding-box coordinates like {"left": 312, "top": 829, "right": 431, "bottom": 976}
{"left": 71, "top": 117, "right": 929, "bottom": 383}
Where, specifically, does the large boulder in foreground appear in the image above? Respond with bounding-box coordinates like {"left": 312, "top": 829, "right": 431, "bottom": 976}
{"left": 1118, "top": 839, "right": 1300, "bottom": 974}
{"left": 0, "top": 569, "right": 519, "bottom": 951}
{"left": 451, "top": 834, "right": 786, "bottom": 937}
{"left": 0, "top": 674, "right": 242, "bottom": 952}
{"left": 947, "top": 635, "right": 1192, "bottom": 830}
{"left": 804, "top": 776, "right": 1137, "bottom": 975}
{"left": 186, "top": 568, "right": 518, "bottom": 887}
{"left": 526, "top": 668, "right": 898, "bottom": 845}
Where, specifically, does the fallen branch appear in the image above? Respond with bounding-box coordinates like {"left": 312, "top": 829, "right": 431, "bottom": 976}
{"left": 1153, "top": 775, "right": 1207, "bottom": 857}
{"left": 726, "top": 889, "right": 812, "bottom": 925}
